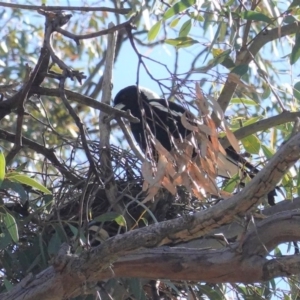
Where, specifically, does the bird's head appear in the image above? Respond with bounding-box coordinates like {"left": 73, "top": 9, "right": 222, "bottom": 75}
{"left": 113, "top": 85, "right": 160, "bottom": 113}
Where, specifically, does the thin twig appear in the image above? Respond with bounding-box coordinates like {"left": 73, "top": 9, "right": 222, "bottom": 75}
{"left": 117, "top": 117, "right": 145, "bottom": 161}
{"left": 56, "top": 16, "right": 137, "bottom": 43}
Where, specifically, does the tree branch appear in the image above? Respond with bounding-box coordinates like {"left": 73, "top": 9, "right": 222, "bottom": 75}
{"left": 220, "top": 111, "right": 300, "bottom": 148}
{"left": 29, "top": 86, "right": 139, "bottom": 123}
{"left": 0, "top": 2, "right": 131, "bottom": 14}
{"left": 0, "top": 129, "right": 80, "bottom": 183}
{"left": 215, "top": 22, "right": 300, "bottom": 124}
{"left": 4, "top": 209, "right": 300, "bottom": 299}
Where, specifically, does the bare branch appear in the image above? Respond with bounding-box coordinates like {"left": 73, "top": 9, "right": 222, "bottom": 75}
{"left": 117, "top": 117, "right": 145, "bottom": 161}
{"left": 56, "top": 16, "right": 136, "bottom": 42}
{"left": 99, "top": 23, "right": 125, "bottom": 216}
{"left": 29, "top": 86, "right": 140, "bottom": 123}
{"left": 6, "top": 44, "right": 49, "bottom": 164}
{"left": 0, "top": 129, "right": 80, "bottom": 183}
{"left": 0, "top": 2, "right": 131, "bottom": 14}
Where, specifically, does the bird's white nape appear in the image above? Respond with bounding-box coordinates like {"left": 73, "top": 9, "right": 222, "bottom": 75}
{"left": 114, "top": 103, "right": 126, "bottom": 110}
{"left": 149, "top": 101, "right": 183, "bottom": 117}
{"left": 139, "top": 86, "right": 160, "bottom": 100}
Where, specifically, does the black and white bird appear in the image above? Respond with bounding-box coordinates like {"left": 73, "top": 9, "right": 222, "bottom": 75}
{"left": 114, "top": 85, "right": 276, "bottom": 205}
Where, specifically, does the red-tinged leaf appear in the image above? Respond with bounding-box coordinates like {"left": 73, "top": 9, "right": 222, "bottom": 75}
{"left": 161, "top": 177, "right": 177, "bottom": 195}
{"left": 197, "top": 124, "right": 218, "bottom": 136}
{"left": 165, "top": 161, "right": 177, "bottom": 178}
{"left": 142, "top": 180, "right": 149, "bottom": 192}
{"left": 141, "top": 161, "right": 154, "bottom": 185}
{"left": 190, "top": 163, "right": 219, "bottom": 195}
{"left": 181, "top": 113, "right": 198, "bottom": 132}
{"left": 152, "top": 138, "right": 174, "bottom": 160}
{"left": 142, "top": 186, "right": 160, "bottom": 203}
{"left": 206, "top": 95, "right": 224, "bottom": 121}
{"left": 223, "top": 122, "right": 240, "bottom": 153}
{"left": 200, "top": 157, "right": 217, "bottom": 177}
{"left": 152, "top": 155, "right": 168, "bottom": 185}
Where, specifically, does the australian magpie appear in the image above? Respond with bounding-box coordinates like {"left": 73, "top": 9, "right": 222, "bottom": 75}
{"left": 114, "top": 85, "right": 276, "bottom": 205}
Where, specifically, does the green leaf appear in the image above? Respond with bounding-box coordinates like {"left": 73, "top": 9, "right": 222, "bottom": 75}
{"left": 297, "top": 168, "right": 300, "bottom": 196}
{"left": 193, "top": 49, "right": 231, "bottom": 72}
{"left": 221, "top": 57, "right": 235, "bottom": 69}
{"left": 148, "top": 20, "right": 162, "bottom": 42}
{"left": 14, "top": 162, "right": 28, "bottom": 172}
{"left": 190, "top": 11, "right": 204, "bottom": 22}
{"left": 128, "top": 278, "right": 146, "bottom": 300}
{"left": 0, "top": 179, "right": 28, "bottom": 203}
{"left": 3, "top": 278, "right": 13, "bottom": 291}
{"left": 169, "top": 18, "right": 180, "bottom": 28}
{"left": 293, "top": 81, "right": 300, "bottom": 101}
{"left": 223, "top": 174, "right": 240, "bottom": 193}
{"left": 240, "top": 10, "right": 272, "bottom": 23}
{"left": 4, "top": 212, "right": 19, "bottom": 243}
{"left": 0, "top": 228, "right": 13, "bottom": 250}
{"left": 231, "top": 98, "right": 258, "bottom": 106}
{"left": 261, "top": 145, "right": 275, "bottom": 159}
{"left": 68, "top": 224, "right": 78, "bottom": 236}
{"left": 6, "top": 174, "right": 51, "bottom": 194}
{"left": 114, "top": 215, "right": 126, "bottom": 227}
{"left": 163, "top": 0, "right": 196, "bottom": 20}
{"left": 261, "top": 83, "right": 271, "bottom": 99}
{"left": 0, "top": 150, "right": 5, "bottom": 188}
{"left": 243, "top": 116, "right": 262, "bottom": 126}
{"left": 289, "top": 0, "right": 300, "bottom": 10}
{"left": 47, "top": 230, "right": 61, "bottom": 256}
{"left": 290, "top": 33, "right": 300, "bottom": 65}
{"left": 283, "top": 15, "right": 297, "bottom": 24}
{"left": 165, "top": 37, "right": 198, "bottom": 48}
{"left": 241, "top": 135, "right": 261, "bottom": 154}
{"left": 91, "top": 212, "right": 126, "bottom": 226}
{"left": 179, "top": 19, "right": 192, "bottom": 37}
{"left": 231, "top": 64, "right": 249, "bottom": 76}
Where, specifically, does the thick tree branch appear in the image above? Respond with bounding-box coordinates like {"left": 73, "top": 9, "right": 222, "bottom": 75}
{"left": 181, "top": 197, "right": 300, "bottom": 250}
{"left": 3, "top": 134, "right": 300, "bottom": 300}
{"left": 4, "top": 209, "right": 300, "bottom": 299}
